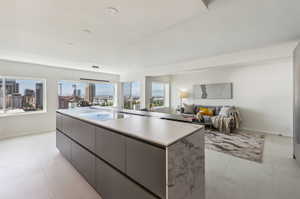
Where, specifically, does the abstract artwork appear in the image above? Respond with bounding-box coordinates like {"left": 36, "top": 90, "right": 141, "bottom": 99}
{"left": 193, "top": 83, "right": 233, "bottom": 99}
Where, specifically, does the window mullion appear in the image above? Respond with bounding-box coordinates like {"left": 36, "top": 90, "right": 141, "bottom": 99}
{"left": 3, "top": 77, "right": 6, "bottom": 113}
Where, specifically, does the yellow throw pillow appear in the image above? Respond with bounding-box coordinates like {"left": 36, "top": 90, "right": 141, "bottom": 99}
{"left": 199, "top": 107, "right": 214, "bottom": 116}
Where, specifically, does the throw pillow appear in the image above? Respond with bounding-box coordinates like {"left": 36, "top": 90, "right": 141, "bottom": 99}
{"left": 183, "top": 103, "right": 195, "bottom": 114}
{"left": 199, "top": 107, "right": 214, "bottom": 116}
{"left": 196, "top": 111, "right": 204, "bottom": 121}
{"left": 219, "top": 106, "right": 233, "bottom": 117}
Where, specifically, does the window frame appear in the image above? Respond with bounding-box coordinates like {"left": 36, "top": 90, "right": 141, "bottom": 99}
{"left": 0, "top": 76, "right": 47, "bottom": 117}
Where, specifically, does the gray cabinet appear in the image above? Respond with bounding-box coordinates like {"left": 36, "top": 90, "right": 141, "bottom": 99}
{"left": 96, "top": 159, "right": 157, "bottom": 199}
{"left": 62, "top": 114, "right": 74, "bottom": 137}
{"left": 95, "top": 127, "right": 126, "bottom": 172}
{"left": 56, "top": 131, "right": 72, "bottom": 161}
{"left": 56, "top": 113, "right": 63, "bottom": 132}
{"left": 72, "top": 119, "right": 96, "bottom": 152}
{"left": 126, "top": 138, "right": 166, "bottom": 199}
{"left": 61, "top": 115, "right": 95, "bottom": 152}
{"left": 294, "top": 42, "right": 300, "bottom": 165}
{"left": 71, "top": 141, "right": 96, "bottom": 188}
{"left": 56, "top": 112, "right": 169, "bottom": 199}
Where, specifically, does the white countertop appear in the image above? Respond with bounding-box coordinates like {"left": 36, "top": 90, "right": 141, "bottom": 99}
{"left": 57, "top": 108, "right": 203, "bottom": 147}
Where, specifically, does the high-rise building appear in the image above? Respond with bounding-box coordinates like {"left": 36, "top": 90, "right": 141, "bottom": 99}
{"left": 6, "top": 93, "right": 22, "bottom": 109}
{"left": 36, "top": 83, "right": 43, "bottom": 109}
{"left": 72, "top": 84, "right": 77, "bottom": 97}
{"left": 72, "top": 89, "right": 81, "bottom": 97}
{"left": 24, "top": 89, "right": 35, "bottom": 97}
{"left": 4, "top": 80, "right": 19, "bottom": 95}
{"left": 58, "top": 83, "right": 63, "bottom": 96}
{"left": 85, "top": 84, "right": 96, "bottom": 103}
{"left": 23, "top": 89, "right": 36, "bottom": 111}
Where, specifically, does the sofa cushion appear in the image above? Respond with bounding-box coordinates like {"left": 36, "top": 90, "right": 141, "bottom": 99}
{"left": 183, "top": 103, "right": 195, "bottom": 114}
{"left": 199, "top": 107, "right": 214, "bottom": 116}
{"left": 194, "top": 105, "right": 224, "bottom": 115}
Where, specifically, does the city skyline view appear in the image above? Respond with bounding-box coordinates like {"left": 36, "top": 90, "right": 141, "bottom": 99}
{"left": 58, "top": 81, "right": 115, "bottom": 97}
{"left": 0, "top": 78, "right": 44, "bottom": 113}
{"left": 5, "top": 79, "right": 44, "bottom": 95}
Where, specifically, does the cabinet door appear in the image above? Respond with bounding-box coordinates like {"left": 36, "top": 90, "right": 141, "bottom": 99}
{"left": 62, "top": 115, "right": 74, "bottom": 137}
{"left": 95, "top": 127, "right": 126, "bottom": 172}
{"left": 72, "top": 119, "right": 96, "bottom": 152}
{"left": 56, "top": 131, "right": 72, "bottom": 161}
{"left": 96, "top": 159, "right": 157, "bottom": 199}
{"left": 126, "top": 138, "right": 166, "bottom": 199}
{"left": 56, "top": 113, "right": 63, "bottom": 132}
{"left": 71, "top": 141, "right": 96, "bottom": 188}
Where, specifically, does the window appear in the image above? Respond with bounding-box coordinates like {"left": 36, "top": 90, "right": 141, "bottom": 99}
{"left": 58, "top": 80, "right": 115, "bottom": 109}
{"left": 151, "top": 82, "right": 169, "bottom": 107}
{"left": 0, "top": 77, "right": 45, "bottom": 115}
{"left": 123, "top": 81, "right": 141, "bottom": 110}
{"left": 94, "top": 83, "right": 115, "bottom": 107}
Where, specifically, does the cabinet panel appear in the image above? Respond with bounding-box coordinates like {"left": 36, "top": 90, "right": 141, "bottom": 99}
{"left": 96, "top": 159, "right": 157, "bottom": 199}
{"left": 62, "top": 115, "right": 74, "bottom": 137}
{"left": 56, "top": 131, "right": 72, "bottom": 161}
{"left": 126, "top": 138, "right": 166, "bottom": 199}
{"left": 294, "top": 42, "right": 300, "bottom": 165}
{"left": 72, "top": 119, "right": 96, "bottom": 152}
{"left": 95, "top": 127, "right": 126, "bottom": 172}
{"left": 71, "top": 141, "right": 96, "bottom": 188}
{"left": 56, "top": 113, "right": 63, "bottom": 132}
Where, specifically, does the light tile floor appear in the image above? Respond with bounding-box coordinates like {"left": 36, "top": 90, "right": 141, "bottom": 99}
{"left": 0, "top": 132, "right": 299, "bottom": 199}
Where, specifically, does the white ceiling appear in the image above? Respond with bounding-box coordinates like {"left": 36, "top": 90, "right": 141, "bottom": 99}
{"left": 1, "top": 0, "right": 300, "bottom": 75}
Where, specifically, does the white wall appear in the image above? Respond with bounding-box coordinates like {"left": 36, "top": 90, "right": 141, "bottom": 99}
{"left": 171, "top": 61, "right": 294, "bottom": 137}
{"left": 0, "top": 60, "right": 119, "bottom": 140}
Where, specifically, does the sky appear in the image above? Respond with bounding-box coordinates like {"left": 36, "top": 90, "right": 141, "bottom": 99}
{"left": 123, "top": 82, "right": 140, "bottom": 97}
{"left": 152, "top": 82, "right": 165, "bottom": 97}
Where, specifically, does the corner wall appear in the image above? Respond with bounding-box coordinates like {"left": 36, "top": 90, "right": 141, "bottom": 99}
{"left": 0, "top": 60, "right": 119, "bottom": 140}
{"left": 171, "top": 61, "right": 293, "bottom": 136}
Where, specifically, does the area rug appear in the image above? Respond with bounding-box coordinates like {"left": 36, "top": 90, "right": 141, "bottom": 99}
{"left": 205, "top": 129, "right": 265, "bottom": 163}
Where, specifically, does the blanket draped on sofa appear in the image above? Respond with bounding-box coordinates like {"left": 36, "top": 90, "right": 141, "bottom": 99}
{"left": 211, "top": 109, "right": 241, "bottom": 134}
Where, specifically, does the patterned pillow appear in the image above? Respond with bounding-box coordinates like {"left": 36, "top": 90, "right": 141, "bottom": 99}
{"left": 219, "top": 107, "right": 233, "bottom": 117}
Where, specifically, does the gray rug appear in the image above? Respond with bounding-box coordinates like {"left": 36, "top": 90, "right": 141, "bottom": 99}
{"left": 205, "top": 130, "right": 265, "bottom": 163}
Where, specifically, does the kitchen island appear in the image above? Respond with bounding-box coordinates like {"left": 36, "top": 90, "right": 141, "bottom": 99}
{"left": 56, "top": 108, "right": 205, "bottom": 199}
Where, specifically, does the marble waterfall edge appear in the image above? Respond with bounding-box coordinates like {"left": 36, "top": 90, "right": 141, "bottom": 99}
{"left": 167, "top": 129, "right": 205, "bottom": 199}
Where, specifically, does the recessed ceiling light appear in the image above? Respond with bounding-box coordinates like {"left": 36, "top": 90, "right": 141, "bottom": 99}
{"left": 106, "top": 7, "right": 119, "bottom": 16}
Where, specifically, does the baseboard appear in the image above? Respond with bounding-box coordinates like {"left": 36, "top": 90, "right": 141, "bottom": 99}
{"left": 0, "top": 129, "right": 55, "bottom": 141}
{"left": 240, "top": 127, "right": 292, "bottom": 138}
